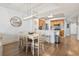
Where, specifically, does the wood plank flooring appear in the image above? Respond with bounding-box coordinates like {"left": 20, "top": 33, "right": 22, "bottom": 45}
{"left": 2, "top": 35, "right": 79, "bottom": 56}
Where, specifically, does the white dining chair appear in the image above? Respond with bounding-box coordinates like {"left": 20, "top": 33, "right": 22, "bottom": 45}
{"left": 26, "top": 33, "right": 39, "bottom": 56}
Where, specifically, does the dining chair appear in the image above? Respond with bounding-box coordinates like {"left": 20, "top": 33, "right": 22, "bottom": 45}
{"left": 26, "top": 38, "right": 32, "bottom": 55}
{"left": 19, "top": 36, "right": 26, "bottom": 52}
{"left": 26, "top": 33, "right": 39, "bottom": 56}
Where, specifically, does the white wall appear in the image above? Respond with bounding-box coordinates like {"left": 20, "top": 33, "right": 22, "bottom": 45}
{"left": 0, "top": 7, "right": 20, "bottom": 34}
{"left": 77, "top": 24, "right": 79, "bottom": 40}
{"left": 77, "top": 17, "right": 79, "bottom": 40}
{"left": 64, "top": 21, "right": 71, "bottom": 36}
{"left": 64, "top": 20, "right": 67, "bottom": 36}
{"left": 65, "top": 19, "right": 77, "bottom": 36}
{"left": 64, "top": 22, "right": 77, "bottom": 36}
{"left": 0, "top": 6, "right": 32, "bottom": 35}
{"left": 0, "top": 6, "right": 32, "bottom": 44}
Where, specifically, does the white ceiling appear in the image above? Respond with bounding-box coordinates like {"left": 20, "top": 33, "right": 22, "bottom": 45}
{"left": 0, "top": 3, "right": 79, "bottom": 17}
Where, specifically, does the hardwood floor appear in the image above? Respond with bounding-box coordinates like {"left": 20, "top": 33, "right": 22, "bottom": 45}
{"left": 2, "top": 35, "right": 79, "bottom": 56}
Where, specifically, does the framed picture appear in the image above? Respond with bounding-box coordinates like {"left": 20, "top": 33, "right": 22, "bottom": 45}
{"left": 39, "top": 17, "right": 45, "bottom": 30}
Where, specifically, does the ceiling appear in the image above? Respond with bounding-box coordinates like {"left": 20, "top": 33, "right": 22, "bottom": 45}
{"left": 0, "top": 3, "right": 79, "bottom": 18}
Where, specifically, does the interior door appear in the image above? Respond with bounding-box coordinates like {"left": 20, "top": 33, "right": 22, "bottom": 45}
{"left": 70, "top": 23, "right": 77, "bottom": 35}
